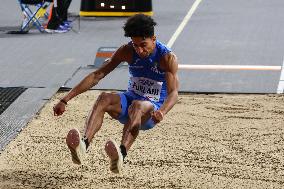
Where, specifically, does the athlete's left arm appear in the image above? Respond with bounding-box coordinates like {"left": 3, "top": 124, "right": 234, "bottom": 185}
{"left": 152, "top": 52, "right": 179, "bottom": 123}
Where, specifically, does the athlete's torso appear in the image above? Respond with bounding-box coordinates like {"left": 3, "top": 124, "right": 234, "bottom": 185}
{"left": 127, "top": 40, "right": 171, "bottom": 104}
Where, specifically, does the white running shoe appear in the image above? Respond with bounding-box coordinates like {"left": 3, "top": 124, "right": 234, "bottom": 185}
{"left": 66, "top": 128, "right": 86, "bottom": 165}
{"left": 105, "top": 139, "right": 123, "bottom": 174}
{"left": 44, "top": 28, "right": 55, "bottom": 33}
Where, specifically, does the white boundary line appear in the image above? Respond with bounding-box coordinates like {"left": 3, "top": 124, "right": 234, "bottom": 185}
{"left": 167, "top": 0, "right": 203, "bottom": 48}
{"left": 277, "top": 58, "right": 284, "bottom": 94}
{"left": 178, "top": 64, "right": 282, "bottom": 71}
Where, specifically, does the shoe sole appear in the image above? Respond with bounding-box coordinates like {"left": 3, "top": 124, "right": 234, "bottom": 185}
{"left": 105, "top": 139, "right": 123, "bottom": 174}
{"left": 44, "top": 29, "right": 69, "bottom": 33}
{"left": 66, "top": 129, "right": 82, "bottom": 165}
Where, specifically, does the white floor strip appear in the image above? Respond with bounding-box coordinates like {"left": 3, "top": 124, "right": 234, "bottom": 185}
{"left": 167, "top": 0, "right": 203, "bottom": 48}
{"left": 277, "top": 59, "right": 284, "bottom": 94}
{"left": 178, "top": 64, "right": 282, "bottom": 71}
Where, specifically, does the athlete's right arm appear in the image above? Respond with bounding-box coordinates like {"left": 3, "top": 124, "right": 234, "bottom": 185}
{"left": 53, "top": 45, "right": 131, "bottom": 116}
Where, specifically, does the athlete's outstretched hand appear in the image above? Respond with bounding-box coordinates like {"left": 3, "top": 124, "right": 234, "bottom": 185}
{"left": 151, "top": 110, "right": 164, "bottom": 124}
{"left": 53, "top": 100, "right": 67, "bottom": 116}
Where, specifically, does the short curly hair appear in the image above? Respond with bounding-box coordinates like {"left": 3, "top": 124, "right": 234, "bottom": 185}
{"left": 123, "top": 14, "right": 157, "bottom": 38}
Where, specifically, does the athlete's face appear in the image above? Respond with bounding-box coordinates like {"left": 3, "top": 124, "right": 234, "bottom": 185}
{"left": 131, "top": 36, "right": 156, "bottom": 58}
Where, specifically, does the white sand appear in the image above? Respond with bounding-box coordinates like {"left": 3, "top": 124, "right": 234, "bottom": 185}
{"left": 0, "top": 91, "right": 283, "bottom": 188}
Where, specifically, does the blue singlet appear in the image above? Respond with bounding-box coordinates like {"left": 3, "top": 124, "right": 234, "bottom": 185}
{"left": 118, "top": 40, "right": 171, "bottom": 130}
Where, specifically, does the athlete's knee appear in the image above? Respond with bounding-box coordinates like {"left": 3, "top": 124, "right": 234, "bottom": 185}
{"left": 128, "top": 100, "right": 143, "bottom": 114}
{"left": 95, "top": 92, "right": 112, "bottom": 110}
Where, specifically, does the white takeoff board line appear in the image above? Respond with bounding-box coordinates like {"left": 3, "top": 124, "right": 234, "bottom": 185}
{"left": 178, "top": 65, "right": 282, "bottom": 71}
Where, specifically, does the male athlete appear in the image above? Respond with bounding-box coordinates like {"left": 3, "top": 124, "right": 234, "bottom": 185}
{"left": 53, "top": 14, "right": 179, "bottom": 174}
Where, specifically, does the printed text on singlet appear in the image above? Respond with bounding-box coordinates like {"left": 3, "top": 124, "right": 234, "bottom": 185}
{"left": 129, "top": 77, "right": 163, "bottom": 102}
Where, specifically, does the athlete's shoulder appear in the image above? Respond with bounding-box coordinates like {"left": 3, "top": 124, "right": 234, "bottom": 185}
{"left": 115, "top": 43, "right": 132, "bottom": 55}
{"left": 160, "top": 52, "right": 178, "bottom": 72}
{"left": 112, "top": 43, "right": 133, "bottom": 63}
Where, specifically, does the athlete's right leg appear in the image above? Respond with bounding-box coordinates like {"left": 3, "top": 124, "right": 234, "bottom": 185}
{"left": 66, "top": 92, "right": 122, "bottom": 165}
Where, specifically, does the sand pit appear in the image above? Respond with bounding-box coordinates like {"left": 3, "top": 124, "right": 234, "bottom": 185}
{"left": 0, "top": 90, "right": 283, "bottom": 188}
